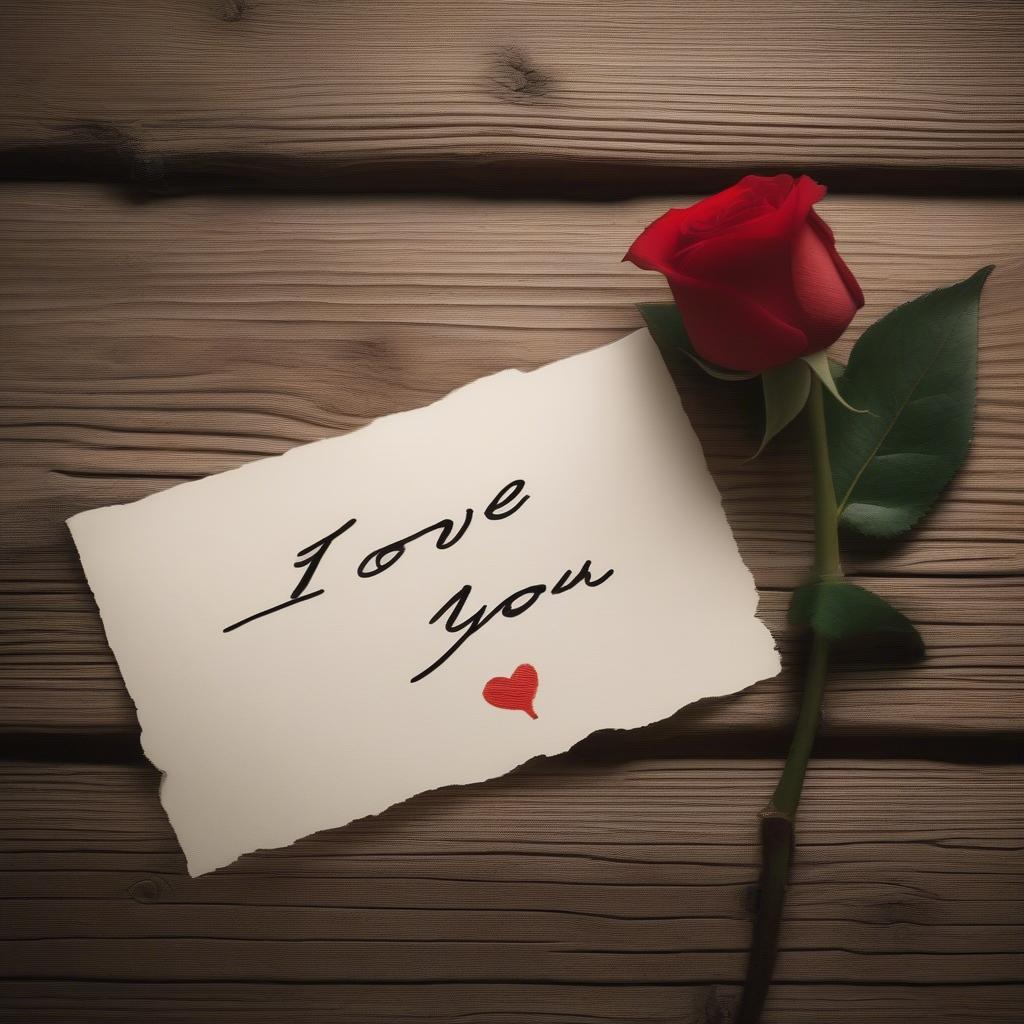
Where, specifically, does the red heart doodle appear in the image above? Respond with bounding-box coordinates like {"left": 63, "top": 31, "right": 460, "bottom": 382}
{"left": 483, "top": 663, "right": 539, "bottom": 719}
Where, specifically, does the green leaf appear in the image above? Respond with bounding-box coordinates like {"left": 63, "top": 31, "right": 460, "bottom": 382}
{"left": 753, "top": 359, "right": 810, "bottom": 457}
{"left": 789, "top": 580, "right": 924, "bottom": 658}
{"left": 637, "top": 302, "right": 758, "bottom": 381}
{"left": 801, "top": 350, "right": 866, "bottom": 413}
{"left": 827, "top": 266, "right": 993, "bottom": 537}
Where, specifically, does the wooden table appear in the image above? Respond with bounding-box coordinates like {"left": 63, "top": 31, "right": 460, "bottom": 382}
{"left": 1, "top": 3, "right": 1022, "bottom": 1021}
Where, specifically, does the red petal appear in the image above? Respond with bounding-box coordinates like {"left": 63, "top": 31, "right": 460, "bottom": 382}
{"left": 669, "top": 276, "right": 809, "bottom": 373}
{"left": 807, "top": 210, "right": 864, "bottom": 310}
{"left": 624, "top": 207, "right": 688, "bottom": 275}
{"left": 792, "top": 219, "right": 861, "bottom": 350}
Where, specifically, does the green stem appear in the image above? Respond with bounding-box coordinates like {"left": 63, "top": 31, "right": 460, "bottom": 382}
{"left": 774, "top": 377, "right": 841, "bottom": 816}
{"left": 807, "top": 375, "right": 843, "bottom": 585}
{"left": 737, "top": 376, "right": 841, "bottom": 1023}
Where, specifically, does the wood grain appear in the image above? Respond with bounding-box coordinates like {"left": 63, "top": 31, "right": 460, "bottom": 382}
{"left": 1, "top": 186, "right": 1022, "bottom": 738}
{"left": 2, "top": 6, "right": 1021, "bottom": 1019}
{"left": 0, "top": 759, "right": 1021, "bottom": 999}
{"left": 3, "top": 576, "right": 1022, "bottom": 744}
{"left": 1, "top": 2, "right": 1023, "bottom": 193}
{"left": 3, "top": 983, "right": 1023, "bottom": 1024}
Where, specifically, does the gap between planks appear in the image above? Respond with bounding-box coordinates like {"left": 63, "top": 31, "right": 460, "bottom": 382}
{"left": 0, "top": 759, "right": 1021, "bottom": 990}
{"left": 0, "top": 982, "right": 1022, "bottom": 1024}
{"left": 1, "top": 1, "right": 1023, "bottom": 197}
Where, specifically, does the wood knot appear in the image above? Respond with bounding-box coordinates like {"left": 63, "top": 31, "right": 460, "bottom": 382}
{"left": 129, "top": 877, "right": 170, "bottom": 903}
{"left": 219, "top": 0, "right": 248, "bottom": 21}
{"left": 490, "top": 47, "right": 553, "bottom": 103}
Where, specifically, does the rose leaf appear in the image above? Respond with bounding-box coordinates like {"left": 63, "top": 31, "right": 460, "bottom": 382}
{"left": 825, "top": 266, "right": 993, "bottom": 538}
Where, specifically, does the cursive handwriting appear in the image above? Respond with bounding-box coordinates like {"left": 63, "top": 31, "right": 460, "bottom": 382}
{"left": 223, "top": 480, "right": 530, "bottom": 633}
{"left": 410, "top": 560, "right": 614, "bottom": 683}
{"left": 223, "top": 520, "right": 356, "bottom": 633}
{"left": 357, "top": 479, "right": 529, "bottom": 579}
{"left": 222, "top": 476, "right": 616, "bottom": 686}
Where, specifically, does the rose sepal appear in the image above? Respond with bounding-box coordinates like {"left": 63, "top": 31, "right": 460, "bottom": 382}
{"left": 753, "top": 360, "right": 810, "bottom": 457}
{"left": 801, "top": 351, "right": 866, "bottom": 414}
{"left": 789, "top": 579, "right": 924, "bottom": 660}
{"left": 637, "top": 302, "right": 758, "bottom": 381}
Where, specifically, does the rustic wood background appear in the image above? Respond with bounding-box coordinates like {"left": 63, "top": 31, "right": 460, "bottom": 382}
{"left": 1, "top": 2, "right": 1022, "bottom": 1022}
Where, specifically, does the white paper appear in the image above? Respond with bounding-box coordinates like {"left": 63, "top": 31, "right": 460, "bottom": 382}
{"left": 68, "top": 329, "right": 779, "bottom": 875}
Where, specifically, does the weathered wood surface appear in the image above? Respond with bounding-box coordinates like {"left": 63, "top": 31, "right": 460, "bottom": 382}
{"left": 2, "top": 187, "right": 1022, "bottom": 740}
{"left": 1, "top": 2, "right": 1023, "bottom": 194}
{"left": 3, "top": 575, "right": 1022, "bottom": 744}
{"left": 1, "top": 758, "right": 1021, "bottom": 1019}
{"left": 3, "top": 984, "right": 1023, "bottom": 1024}
{"left": 2, "top": 1, "right": 1023, "bottom": 1013}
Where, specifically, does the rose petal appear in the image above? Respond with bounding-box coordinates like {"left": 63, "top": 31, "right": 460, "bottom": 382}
{"left": 668, "top": 275, "right": 809, "bottom": 373}
{"left": 672, "top": 177, "right": 781, "bottom": 246}
{"left": 625, "top": 175, "right": 810, "bottom": 274}
{"left": 624, "top": 175, "right": 856, "bottom": 372}
{"left": 676, "top": 175, "right": 825, "bottom": 276}
{"left": 807, "top": 210, "right": 865, "bottom": 309}
{"left": 670, "top": 230, "right": 803, "bottom": 333}
{"left": 784, "top": 175, "right": 829, "bottom": 228}
{"left": 792, "top": 217, "right": 863, "bottom": 349}
{"left": 623, "top": 207, "right": 688, "bottom": 276}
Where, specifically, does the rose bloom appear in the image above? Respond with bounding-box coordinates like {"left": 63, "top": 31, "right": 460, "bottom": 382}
{"left": 625, "top": 174, "right": 864, "bottom": 373}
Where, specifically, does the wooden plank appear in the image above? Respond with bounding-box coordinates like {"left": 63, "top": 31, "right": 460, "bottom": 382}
{"left": 2, "top": 577, "right": 1022, "bottom": 742}
{"left": 1, "top": 186, "right": 1022, "bottom": 738}
{"left": 1, "top": 1, "right": 1023, "bottom": 192}
{"left": 0, "top": 759, "right": 1021, "bottom": 994}
{"left": 1, "top": 187, "right": 1020, "bottom": 583}
{"left": 1, "top": 983, "right": 1022, "bottom": 1024}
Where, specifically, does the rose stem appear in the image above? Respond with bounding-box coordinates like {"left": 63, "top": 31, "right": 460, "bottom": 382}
{"left": 736, "top": 375, "right": 840, "bottom": 1023}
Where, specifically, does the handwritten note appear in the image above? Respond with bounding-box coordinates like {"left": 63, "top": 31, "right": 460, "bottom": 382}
{"left": 68, "top": 329, "right": 779, "bottom": 875}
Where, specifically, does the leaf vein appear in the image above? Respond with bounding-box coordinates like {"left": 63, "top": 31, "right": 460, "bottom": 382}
{"left": 837, "top": 330, "right": 955, "bottom": 516}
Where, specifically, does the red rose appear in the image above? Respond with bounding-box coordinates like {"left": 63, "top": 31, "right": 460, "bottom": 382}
{"left": 624, "top": 175, "right": 864, "bottom": 373}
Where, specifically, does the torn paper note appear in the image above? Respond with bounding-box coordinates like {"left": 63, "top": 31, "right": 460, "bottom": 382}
{"left": 67, "top": 329, "right": 779, "bottom": 875}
